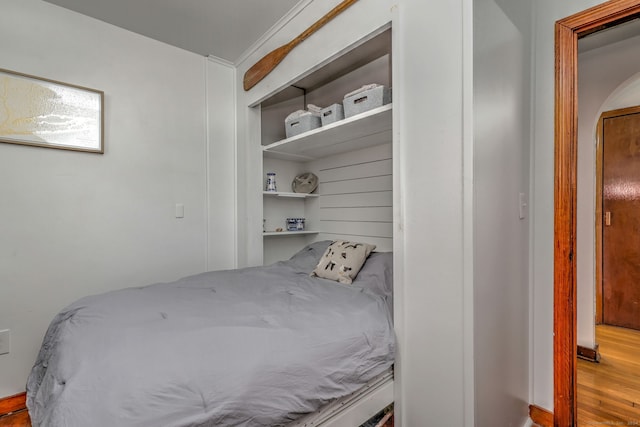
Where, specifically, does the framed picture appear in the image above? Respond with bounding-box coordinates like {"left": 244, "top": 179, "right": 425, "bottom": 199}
{"left": 0, "top": 68, "right": 104, "bottom": 153}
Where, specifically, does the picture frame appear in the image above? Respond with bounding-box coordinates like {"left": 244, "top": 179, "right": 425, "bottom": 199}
{"left": 0, "top": 68, "right": 104, "bottom": 153}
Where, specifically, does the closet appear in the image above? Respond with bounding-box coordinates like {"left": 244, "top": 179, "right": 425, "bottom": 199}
{"left": 257, "top": 27, "right": 393, "bottom": 265}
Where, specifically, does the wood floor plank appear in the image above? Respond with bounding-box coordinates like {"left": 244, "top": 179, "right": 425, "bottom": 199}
{"left": 578, "top": 324, "right": 640, "bottom": 426}
{"left": 0, "top": 410, "right": 31, "bottom": 427}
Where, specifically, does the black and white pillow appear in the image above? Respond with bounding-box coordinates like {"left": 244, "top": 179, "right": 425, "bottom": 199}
{"left": 311, "top": 240, "right": 376, "bottom": 284}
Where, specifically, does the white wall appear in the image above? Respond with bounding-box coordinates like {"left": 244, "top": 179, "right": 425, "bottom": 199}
{"left": 530, "top": 0, "right": 605, "bottom": 411}
{"left": 206, "top": 58, "right": 238, "bottom": 270}
{"left": 577, "top": 35, "right": 640, "bottom": 349}
{"left": 0, "top": 0, "right": 236, "bottom": 397}
{"left": 473, "top": 0, "right": 531, "bottom": 425}
{"left": 0, "top": 1, "right": 538, "bottom": 425}
{"left": 397, "top": 2, "right": 474, "bottom": 424}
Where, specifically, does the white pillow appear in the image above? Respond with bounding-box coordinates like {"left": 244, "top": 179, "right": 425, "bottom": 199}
{"left": 311, "top": 240, "right": 376, "bottom": 284}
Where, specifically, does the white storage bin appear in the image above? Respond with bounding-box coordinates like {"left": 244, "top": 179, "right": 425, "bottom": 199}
{"left": 285, "top": 112, "right": 321, "bottom": 138}
{"left": 343, "top": 85, "right": 391, "bottom": 118}
{"left": 320, "top": 103, "right": 344, "bottom": 126}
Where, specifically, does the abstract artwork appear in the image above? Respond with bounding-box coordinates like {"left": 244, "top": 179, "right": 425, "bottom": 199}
{"left": 0, "top": 68, "right": 103, "bottom": 153}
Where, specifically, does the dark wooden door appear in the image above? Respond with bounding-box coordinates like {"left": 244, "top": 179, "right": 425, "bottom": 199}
{"left": 603, "top": 111, "right": 640, "bottom": 330}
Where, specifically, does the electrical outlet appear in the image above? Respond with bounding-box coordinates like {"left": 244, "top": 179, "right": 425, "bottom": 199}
{"left": 0, "top": 329, "right": 10, "bottom": 355}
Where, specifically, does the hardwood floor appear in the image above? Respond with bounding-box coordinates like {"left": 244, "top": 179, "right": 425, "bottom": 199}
{"left": 0, "top": 410, "right": 30, "bottom": 427}
{"left": 578, "top": 324, "right": 640, "bottom": 426}
{"left": 0, "top": 393, "right": 30, "bottom": 427}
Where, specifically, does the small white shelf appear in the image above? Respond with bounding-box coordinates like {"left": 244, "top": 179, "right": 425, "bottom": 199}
{"left": 263, "top": 230, "right": 320, "bottom": 237}
{"left": 263, "top": 104, "right": 392, "bottom": 161}
{"left": 263, "top": 191, "right": 319, "bottom": 198}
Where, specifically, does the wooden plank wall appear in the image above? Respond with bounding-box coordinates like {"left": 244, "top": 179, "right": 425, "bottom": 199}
{"left": 311, "top": 142, "right": 393, "bottom": 251}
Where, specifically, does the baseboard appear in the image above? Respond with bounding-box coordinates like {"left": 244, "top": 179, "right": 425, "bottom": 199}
{"left": 0, "top": 393, "right": 26, "bottom": 417}
{"left": 577, "top": 344, "right": 601, "bottom": 362}
{"left": 529, "top": 404, "right": 553, "bottom": 427}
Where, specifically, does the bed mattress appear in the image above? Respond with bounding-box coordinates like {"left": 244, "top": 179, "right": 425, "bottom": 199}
{"left": 26, "top": 241, "right": 395, "bottom": 427}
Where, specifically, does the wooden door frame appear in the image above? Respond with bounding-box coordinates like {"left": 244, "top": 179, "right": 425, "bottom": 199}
{"left": 555, "top": 1, "right": 640, "bottom": 426}
{"left": 596, "top": 111, "right": 604, "bottom": 325}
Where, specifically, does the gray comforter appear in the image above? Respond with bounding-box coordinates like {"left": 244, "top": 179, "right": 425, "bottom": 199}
{"left": 26, "top": 241, "right": 395, "bottom": 427}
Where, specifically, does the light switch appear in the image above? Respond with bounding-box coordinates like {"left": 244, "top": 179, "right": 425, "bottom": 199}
{"left": 0, "top": 329, "right": 10, "bottom": 355}
{"left": 519, "top": 193, "right": 527, "bottom": 220}
{"left": 175, "top": 204, "right": 184, "bottom": 219}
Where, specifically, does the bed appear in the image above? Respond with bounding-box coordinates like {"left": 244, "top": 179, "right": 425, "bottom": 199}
{"left": 26, "top": 240, "right": 395, "bottom": 427}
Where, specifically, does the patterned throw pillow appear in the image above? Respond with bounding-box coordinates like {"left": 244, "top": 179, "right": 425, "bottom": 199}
{"left": 311, "top": 240, "right": 376, "bottom": 284}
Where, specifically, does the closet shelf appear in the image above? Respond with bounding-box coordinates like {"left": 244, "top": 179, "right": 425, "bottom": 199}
{"left": 263, "top": 191, "right": 319, "bottom": 198}
{"left": 263, "top": 231, "right": 320, "bottom": 237}
{"left": 262, "top": 104, "right": 392, "bottom": 161}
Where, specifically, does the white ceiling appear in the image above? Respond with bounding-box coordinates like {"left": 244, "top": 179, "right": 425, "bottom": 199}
{"left": 45, "top": 1, "right": 640, "bottom": 63}
{"left": 43, "top": 0, "right": 304, "bottom": 64}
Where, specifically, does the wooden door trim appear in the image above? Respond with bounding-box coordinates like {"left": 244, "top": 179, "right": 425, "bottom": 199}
{"left": 596, "top": 113, "right": 604, "bottom": 325}
{"left": 555, "top": 1, "right": 640, "bottom": 426}
{"left": 595, "top": 106, "right": 640, "bottom": 325}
